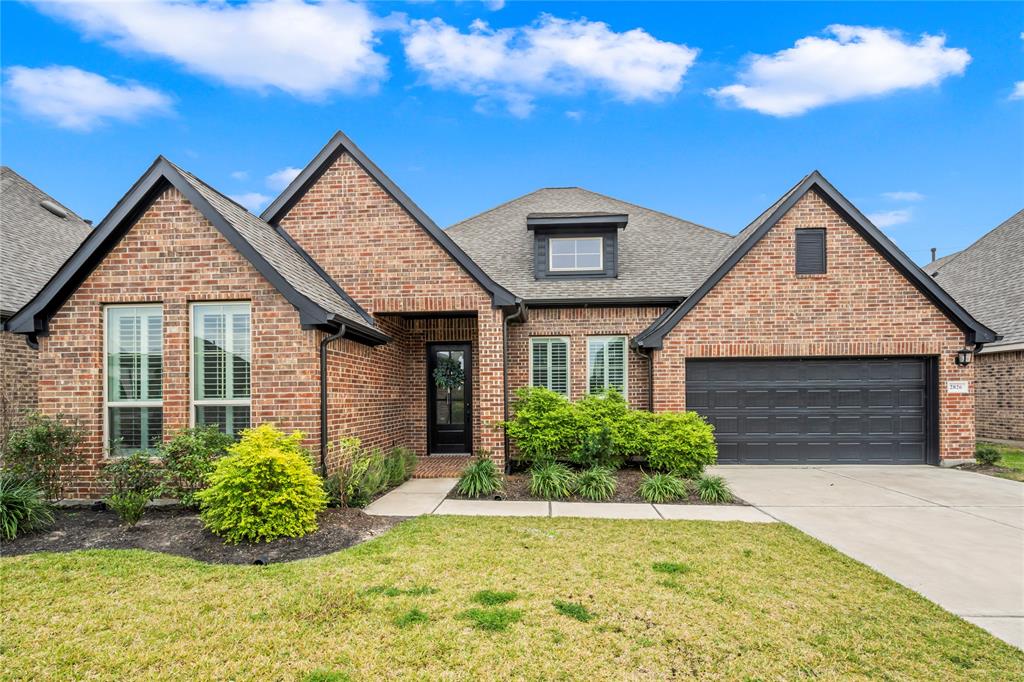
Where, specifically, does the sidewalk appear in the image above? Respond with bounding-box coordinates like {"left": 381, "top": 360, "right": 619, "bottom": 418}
{"left": 363, "top": 478, "right": 775, "bottom": 522}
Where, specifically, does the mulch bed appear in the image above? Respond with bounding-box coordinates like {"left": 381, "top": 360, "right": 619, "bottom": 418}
{"left": 448, "top": 467, "right": 747, "bottom": 505}
{"left": 1, "top": 506, "right": 402, "bottom": 565}
{"left": 956, "top": 462, "right": 1024, "bottom": 482}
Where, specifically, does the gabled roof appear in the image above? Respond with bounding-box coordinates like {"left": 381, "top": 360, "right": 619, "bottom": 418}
{"left": 924, "top": 251, "right": 959, "bottom": 276}
{"left": 928, "top": 209, "right": 1024, "bottom": 349}
{"left": 633, "top": 171, "right": 999, "bottom": 349}
{"left": 5, "top": 157, "right": 388, "bottom": 346}
{"left": 262, "top": 130, "right": 517, "bottom": 308}
{"left": 1, "top": 166, "right": 93, "bottom": 318}
{"left": 446, "top": 187, "right": 733, "bottom": 304}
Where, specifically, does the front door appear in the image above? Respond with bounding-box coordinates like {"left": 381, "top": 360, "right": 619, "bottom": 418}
{"left": 427, "top": 343, "right": 472, "bottom": 454}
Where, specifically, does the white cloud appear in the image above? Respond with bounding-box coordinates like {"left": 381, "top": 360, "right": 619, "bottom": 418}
{"left": 1011, "top": 82, "right": 1024, "bottom": 100}
{"left": 4, "top": 65, "right": 171, "bottom": 131}
{"left": 867, "top": 208, "right": 913, "bottom": 228}
{"left": 565, "top": 110, "right": 583, "bottom": 120}
{"left": 34, "top": 0, "right": 388, "bottom": 99}
{"left": 710, "top": 25, "right": 970, "bottom": 116}
{"left": 230, "top": 192, "right": 272, "bottom": 212}
{"left": 483, "top": 0, "right": 505, "bottom": 10}
{"left": 266, "top": 167, "right": 302, "bottom": 190}
{"left": 882, "top": 191, "right": 925, "bottom": 201}
{"left": 403, "top": 14, "right": 698, "bottom": 116}
{"left": 230, "top": 170, "right": 250, "bottom": 181}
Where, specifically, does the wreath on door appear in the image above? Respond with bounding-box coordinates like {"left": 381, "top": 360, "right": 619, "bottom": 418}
{"left": 433, "top": 356, "right": 465, "bottom": 391}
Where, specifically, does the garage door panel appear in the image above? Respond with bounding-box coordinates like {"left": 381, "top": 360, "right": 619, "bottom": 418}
{"left": 687, "top": 358, "right": 929, "bottom": 465}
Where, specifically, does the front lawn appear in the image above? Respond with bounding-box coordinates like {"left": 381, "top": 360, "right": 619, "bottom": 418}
{"left": 966, "top": 442, "right": 1024, "bottom": 482}
{"left": 3, "top": 517, "right": 1022, "bottom": 680}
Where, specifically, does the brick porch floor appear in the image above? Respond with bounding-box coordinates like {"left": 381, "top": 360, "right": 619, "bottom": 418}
{"left": 413, "top": 455, "right": 472, "bottom": 478}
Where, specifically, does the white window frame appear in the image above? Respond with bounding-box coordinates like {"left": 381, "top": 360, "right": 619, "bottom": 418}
{"left": 548, "top": 237, "right": 604, "bottom": 272}
{"left": 190, "top": 302, "right": 252, "bottom": 435}
{"left": 529, "top": 337, "right": 570, "bottom": 396}
{"left": 104, "top": 304, "right": 163, "bottom": 457}
{"left": 587, "top": 335, "right": 628, "bottom": 395}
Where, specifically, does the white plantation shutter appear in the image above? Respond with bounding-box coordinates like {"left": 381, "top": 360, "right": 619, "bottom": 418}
{"left": 106, "top": 305, "right": 163, "bottom": 455}
{"left": 193, "top": 303, "right": 251, "bottom": 436}
{"left": 588, "top": 336, "right": 627, "bottom": 394}
{"left": 530, "top": 338, "right": 569, "bottom": 395}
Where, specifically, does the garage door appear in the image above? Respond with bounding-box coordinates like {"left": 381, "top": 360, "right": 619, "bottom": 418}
{"left": 686, "top": 358, "right": 932, "bottom": 465}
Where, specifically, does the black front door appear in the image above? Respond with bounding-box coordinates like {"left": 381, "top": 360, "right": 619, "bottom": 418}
{"left": 427, "top": 343, "right": 472, "bottom": 454}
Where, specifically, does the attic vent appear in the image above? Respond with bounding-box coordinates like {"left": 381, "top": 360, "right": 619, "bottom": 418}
{"left": 40, "top": 200, "right": 68, "bottom": 219}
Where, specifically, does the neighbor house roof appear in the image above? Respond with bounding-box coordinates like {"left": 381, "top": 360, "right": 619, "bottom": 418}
{"left": 928, "top": 209, "right": 1024, "bottom": 350}
{"left": 924, "top": 251, "right": 960, "bottom": 276}
{"left": 633, "top": 171, "right": 999, "bottom": 349}
{"left": 5, "top": 157, "right": 387, "bottom": 346}
{"left": 446, "top": 187, "right": 734, "bottom": 304}
{"left": 1, "top": 166, "right": 93, "bottom": 318}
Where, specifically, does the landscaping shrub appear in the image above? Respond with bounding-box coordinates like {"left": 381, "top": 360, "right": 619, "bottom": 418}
{"left": 694, "top": 474, "right": 733, "bottom": 504}
{"left": 975, "top": 443, "right": 1001, "bottom": 467}
{"left": 196, "top": 425, "right": 327, "bottom": 543}
{"left": 385, "top": 447, "right": 416, "bottom": 487}
{"left": 574, "top": 465, "right": 617, "bottom": 501}
{"left": 159, "top": 426, "right": 233, "bottom": 508}
{"left": 2, "top": 412, "right": 83, "bottom": 501}
{"left": 642, "top": 411, "right": 717, "bottom": 477}
{"left": 344, "top": 448, "right": 387, "bottom": 508}
{"left": 323, "top": 472, "right": 344, "bottom": 506}
{"left": 573, "top": 391, "right": 634, "bottom": 467}
{"left": 504, "top": 388, "right": 580, "bottom": 463}
{"left": 102, "top": 452, "right": 163, "bottom": 526}
{"left": 637, "top": 472, "right": 687, "bottom": 504}
{"left": 528, "top": 461, "right": 575, "bottom": 499}
{"left": 0, "top": 473, "right": 54, "bottom": 540}
{"left": 456, "top": 453, "right": 502, "bottom": 498}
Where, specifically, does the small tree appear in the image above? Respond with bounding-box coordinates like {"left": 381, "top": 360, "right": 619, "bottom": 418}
{"left": 2, "top": 412, "right": 83, "bottom": 501}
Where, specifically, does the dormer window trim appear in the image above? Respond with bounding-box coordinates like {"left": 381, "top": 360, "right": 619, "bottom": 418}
{"left": 549, "top": 236, "right": 604, "bottom": 273}
{"left": 529, "top": 212, "right": 627, "bottom": 280}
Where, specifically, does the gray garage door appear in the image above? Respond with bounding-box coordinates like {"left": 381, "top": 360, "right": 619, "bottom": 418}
{"left": 686, "top": 358, "right": 931, "bottom": 465}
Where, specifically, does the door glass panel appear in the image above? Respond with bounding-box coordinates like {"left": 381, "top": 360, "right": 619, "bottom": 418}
{"left": 435, "top": 400, "right": 449, "bottom": 424}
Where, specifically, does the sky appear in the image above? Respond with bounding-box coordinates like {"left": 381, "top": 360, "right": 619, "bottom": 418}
{"left": 2, "top": 1, "right": 1022, "bottom": 266}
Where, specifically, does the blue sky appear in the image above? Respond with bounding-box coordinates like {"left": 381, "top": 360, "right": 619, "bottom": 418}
{"left": 2, "top": 1, "right": 1022, "bottom": 265}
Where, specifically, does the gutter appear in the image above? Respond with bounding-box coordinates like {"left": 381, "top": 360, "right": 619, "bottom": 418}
{"left": 502, "top": 300, "right": 527, "bottom": 474}
{"left": 319, "top": 324, "right": 346, "bottom": 476}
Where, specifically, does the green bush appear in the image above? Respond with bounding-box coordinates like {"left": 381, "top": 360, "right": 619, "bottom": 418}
{"left": 0, "top": 473, "right": 54, "bottom": 540}
{"left": 105, "top": 492, "right": 149, "bottom": 527}
{"left": 504, "top": 388, "right": 580, "bottom": 463}
{"left": 574, "top": 466, "right": 617, "bottom": 501}
{"left": 637, "top": 472, "right": 687, "bottom": 504}
{"left": 457, "top": 453, "right": 502, "bottom": 498}
{"left": 159, "top": 426, "right": 233, "bottom": 508}
{"left": 384, "top": 447, "right": 416, "bottom": 487}
{"left": 694, "top": 474, "right": 733, "bottom": 503}
{"left": 642, "top": 411, "right": 717, "bottom": 477}
{"left": 196, "top": 425, "right": 327, "bottom": 543}
{"left": 528, "top": 461, "right": 575, "bottom": 499}
{"left": 573, "top": 391, "right": 634, "bottom": 467}
{"left": 975, "top": 443, "right": 1001, "bottom": 466}
{"left": 344, "top": 449, "right": 387, "bottom": 508}
{"left": 2, "top": 412, "right": 83, "bottom": 501}
{"left": 102, "top": 452, "right": 164, "bottom": 526}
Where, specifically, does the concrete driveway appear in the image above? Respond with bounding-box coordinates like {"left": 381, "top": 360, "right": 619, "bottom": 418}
{"left": 713, "top": 465, "right": 1024, "bottom": 649}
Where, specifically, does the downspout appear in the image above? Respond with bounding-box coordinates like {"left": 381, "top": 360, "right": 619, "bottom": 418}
{"left": 319, "top": 324, "right": 346, "bottom": 477}
{"left": 502, "top": 300, "right": 527, "bottom": 474}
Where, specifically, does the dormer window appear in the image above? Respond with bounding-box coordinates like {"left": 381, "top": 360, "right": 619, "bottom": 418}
{"left": 528, "top": 212, "right": 627, "bottom": 279}
{"left": 550, "top": 237, "right": 603, "bottom": 272}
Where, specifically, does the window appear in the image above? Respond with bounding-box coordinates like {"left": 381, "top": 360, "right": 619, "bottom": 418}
{"left": 530, "top": 337, "right": 569, "bottom": 396}
{"left": 587, "top": 336, "right": 627, "bottom": 394}
{"left": 795, "top": 228, "right": 826, "bottom": 274}
{"left": 193, "top": 303, "right": 251, "bottom": 437}
{"left": 106, "top": 305, "right": 163, "bottom": 455}
{"left": 549, "top": 237, "right": 603, "bottom": 272}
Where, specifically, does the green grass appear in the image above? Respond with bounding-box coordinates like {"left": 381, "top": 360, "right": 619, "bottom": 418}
{"left": 393, "top": 608, "right": 430, "bottom": 628}
{"left": 552, "top": 599, "right": 593, "bottom": 622}
{"left": 471, "top": 589, "right": 517, "bottom": 606}
{"left": 2, "top": 516, "right": 1022, "bottom": 680}
{"left": 980, "top": 442, "right": 1024, "bottom": 482}
{"left": 651, "top": 561, "right": 692, "bottom": 575}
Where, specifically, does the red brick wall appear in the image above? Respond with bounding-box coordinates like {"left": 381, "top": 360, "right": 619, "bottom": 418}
{"left": 37, "top": 187, "right": 322, "bottom": 498}
{"left": 0, "top": 330, "right": 38, "bottom": 445}
{"left": 654, "top": 189, "right": 975, "bottom": 463}
{"left": 507, "top": 306, "right": 666, "bottom": 408}
{"left": 975, "top": 350, "right": 1024, "bottom": 442}
{"left": 278, "top": 152, "right": 506, "bottom": 463}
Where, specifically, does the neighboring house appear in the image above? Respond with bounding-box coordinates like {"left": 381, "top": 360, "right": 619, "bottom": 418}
{"left": 4, "top": 132, "right": 996, "bottom": 498}
{"left": 927, "top": 210, "right": 1024, "bottom": 443}
{"left": 0, "top": 167, "right": 93, "bottom": 443}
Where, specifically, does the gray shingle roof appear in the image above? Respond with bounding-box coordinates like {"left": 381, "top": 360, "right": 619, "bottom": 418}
{"left": 446, "top": 187, "right": 733, "bottom": 302}
{"left": 170, "top": 163, "right": 374, "bottom": 329}
{"left": 1, "top": 166, "right": 93, "bottom": 317}
{"left": 929, "top": 209, "right": 1024, "bottom": 347}
{"left": 923, "top": 251, "right": 959, "bottom": 276}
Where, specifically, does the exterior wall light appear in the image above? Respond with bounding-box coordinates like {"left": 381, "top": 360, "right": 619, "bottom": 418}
{"left": 955, "top": 348, "right": 973, "bottom": 366}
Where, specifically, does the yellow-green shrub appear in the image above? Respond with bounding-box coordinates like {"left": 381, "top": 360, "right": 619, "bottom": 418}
{"left": 196, "top": 425, "right": 327, "bottom": 544}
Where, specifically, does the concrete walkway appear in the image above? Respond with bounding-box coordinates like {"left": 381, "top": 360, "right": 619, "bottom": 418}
{"left": 713, "top": 465, "right": 1024, "bottom": 649}
{"left": 364, "top": 478, "right": 775, "bottom": 522}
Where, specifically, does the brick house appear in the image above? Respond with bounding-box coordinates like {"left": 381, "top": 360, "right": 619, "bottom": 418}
{"left": 4, "top": 132, "right": 997, "bottom": 498}
{"left": 927, "top": 210, "right": 1023, "bottom": 444}
{"left": 1, "top": 167, "right": 93, "bottom": 444}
